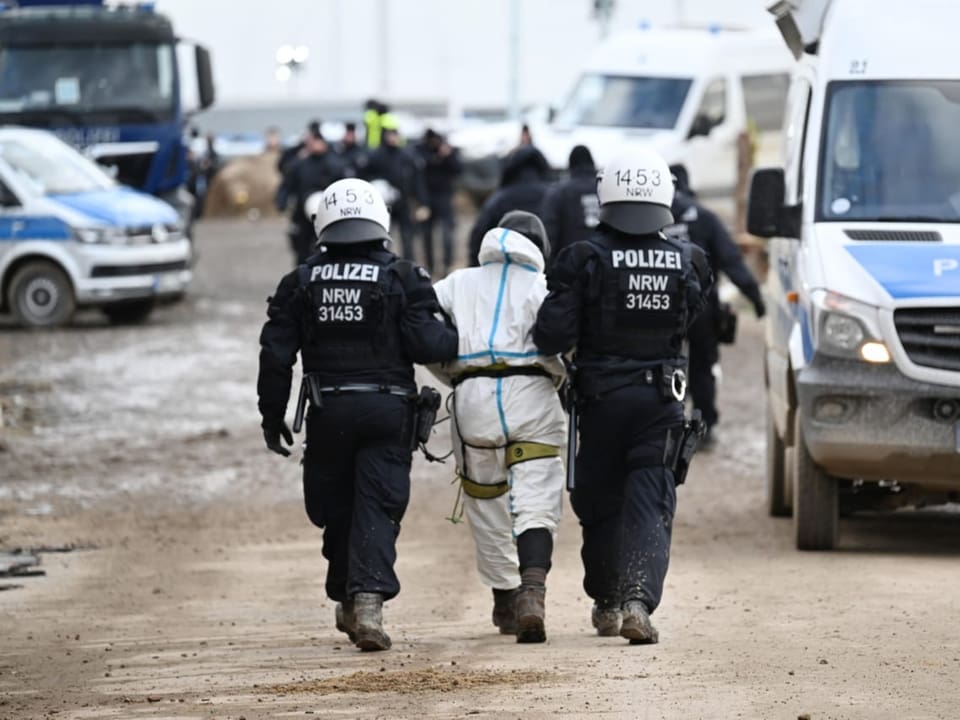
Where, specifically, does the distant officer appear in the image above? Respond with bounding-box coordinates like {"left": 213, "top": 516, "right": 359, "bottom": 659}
{"left": 258, "top": 178, "right": 459, "bottom": 651}
{"left": 416, "top": 128, "right": 462, "bottom": 276}
{"left": 667, "top": 165, "right": 765, "bottom": 446}
{"left": 539, "top": 145, "right": 600, "bottom": 259}
{"left": 363, "top": 120, "right": 430, "bottom": 262}
{"left": 275, "top": 127, "right": 347, "bottom": 264}
{"left": 468, "top": 144, "right": 550, "bottom": 265}
{"left": 363, "top": 99, "right": 398, "bottom": 150}
{"left": 277, "top": 119, "right": 321, "bottom": 177}
{"left": 336, "top": 122, "right": 368, "bottom": 177}
{"left": 534, "top": 149, "right": 712, "bottom": 645}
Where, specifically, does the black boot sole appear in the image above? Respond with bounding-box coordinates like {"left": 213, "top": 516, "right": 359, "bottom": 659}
{"left": 336, "top": 622, "right": 357, "bottom": 643}
{"left": 620, "top": 624, "right": 659, "bottom": 644}
{"left": 516, "top": 616, "right": 546, "bottom": 643}
{"left": 355, "top": 630, "right": 391, "bottom": 651}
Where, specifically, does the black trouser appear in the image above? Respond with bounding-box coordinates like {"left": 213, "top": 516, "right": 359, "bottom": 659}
{"left": 421, "top": 194, "right": 455, "bottom": 274}
{"left": 688, "top": 301, "right": 720, "bottom": 428}
{"left": 391, "top": 201, "right": 416, "bottom": 263}
{"left": 290, "top": 223, "right": 316, "bottom": 266}
{"left": 302, "top": 393, "right": 415, "bottom": 602}
{"left": 571, "top": 384, "right": 682, "bottom": 614}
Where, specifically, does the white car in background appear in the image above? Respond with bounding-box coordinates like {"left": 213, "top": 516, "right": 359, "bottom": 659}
{"left": 452, "top": 25, "right": 794, "bottom": 197}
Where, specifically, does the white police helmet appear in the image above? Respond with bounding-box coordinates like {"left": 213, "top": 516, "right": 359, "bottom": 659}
{"left": 597, "top": 148, "right": 675, "bottom": 235}
{"left": 313, "top": 178, "right": 391, "bottom": 245}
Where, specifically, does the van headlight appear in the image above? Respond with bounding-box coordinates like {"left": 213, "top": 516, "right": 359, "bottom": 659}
{"left": 812, "top": 291, "right": 891, "bottom": 363}
{"left": 822, "top": 313, "right": 864, "bottom": 350}
{"left": 74, "top": 227, "right": 127, "bottom": 245}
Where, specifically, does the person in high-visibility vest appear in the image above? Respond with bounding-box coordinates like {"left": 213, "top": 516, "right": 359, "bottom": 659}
{"left": 363, "top": 99, "right": 398, "bottom": 150}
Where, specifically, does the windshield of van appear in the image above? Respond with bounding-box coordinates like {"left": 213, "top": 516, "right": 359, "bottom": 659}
{"left": 0, "top": 133, "right": 114, "bottom": 195}
{"left": 554, "top": 74, "right": 692, "bottom": 130}
{"left": 0, "top": 43, "right": 175, "bottom": 120}
{"left": 819, "top": 80, "right": 960, "bottom": 223}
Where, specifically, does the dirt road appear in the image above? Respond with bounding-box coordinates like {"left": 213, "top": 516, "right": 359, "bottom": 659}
{"left": 2, "top": 218, "right": 959, "bottom": 720}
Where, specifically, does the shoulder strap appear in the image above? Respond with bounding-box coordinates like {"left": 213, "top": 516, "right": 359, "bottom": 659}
{"left": 388, "top": 256, "right": 417, "bottom": 288}
{"left": 296, "top": 263, "right": 311, "bottom": 289}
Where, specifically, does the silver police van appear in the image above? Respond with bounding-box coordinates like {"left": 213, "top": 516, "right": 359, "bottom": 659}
{"left": 0, "top": 127, "right": 191, "bottom": 327}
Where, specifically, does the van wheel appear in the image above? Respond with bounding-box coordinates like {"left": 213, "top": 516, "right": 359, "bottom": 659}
{"left": 792, "top": 409, "right": 838, "bottom": 551}
{"left": 8, "top": 260, "right": 75, "bottom": 328}
{"left": 766, "top": 403, "right": 791, "bottom": 517}
{"left": 102, "top": 300, "right": 155, "bottom": 325}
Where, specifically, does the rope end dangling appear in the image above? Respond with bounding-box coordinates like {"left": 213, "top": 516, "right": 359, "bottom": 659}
{"left": 445, "top": 474, "right": 465, "bottom": 524}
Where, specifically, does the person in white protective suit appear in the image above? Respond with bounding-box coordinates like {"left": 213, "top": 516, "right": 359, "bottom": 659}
{"left": 429, "top": 210, "right": 566, "bottom": 644}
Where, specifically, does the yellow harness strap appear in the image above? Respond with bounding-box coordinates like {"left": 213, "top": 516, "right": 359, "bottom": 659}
{"left": 459, "top": 474, "right": 510, "bottom": 500}
{"left": 505, "top": 441, "right": 561, "bottom": 468}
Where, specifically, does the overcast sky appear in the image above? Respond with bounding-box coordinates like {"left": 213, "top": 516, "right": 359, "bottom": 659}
{"left": 156, "top": 0, "right": 773, "bottom": 109}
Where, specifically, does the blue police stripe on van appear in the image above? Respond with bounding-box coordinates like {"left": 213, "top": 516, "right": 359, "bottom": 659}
{"left": 0, "top": 216, "right": 72, "bottom": 241}
{"left": 845, "top": 244, "right": 960, "bottom": 299}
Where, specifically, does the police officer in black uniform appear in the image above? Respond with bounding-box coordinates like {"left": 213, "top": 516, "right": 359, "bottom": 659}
{"left": 258, "top": 178, "right": 458, "bottom": 652}
{"left": 667, "top": 165, "right": 766, "bottom": 446}
{"left": 534, "top": 149, "right": 712, "bottom": 645}
{"left": 468, "top": 144, "right": 551, "bottom": 265}
{"left": 539, "top": 145, "right": 600, "bottom": 259}
{"left": 275, "top": 127, "right": 347, "bottom": 265}
{"left": 363, "top": 123, "right": 430, "bottom": 263}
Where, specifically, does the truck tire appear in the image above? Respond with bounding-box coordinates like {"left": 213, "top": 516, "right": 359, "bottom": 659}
{"left": 8, "top": 260, "right": 76, "bottom": 328}
{"left": 766, "top": 403, "right": 791, "bottom": 517}
{"left": 102, "top": 300, "right": 155, "bottom": 325}
{"left": 792, "top": 408, "right": 838, "bottom": 551}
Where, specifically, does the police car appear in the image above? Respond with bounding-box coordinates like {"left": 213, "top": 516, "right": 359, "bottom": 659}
{"left": 748, "top": 0, "right": 960, "bottom": 550}
{"left": 0, "top": 127, "right": 191, "bottom": 327}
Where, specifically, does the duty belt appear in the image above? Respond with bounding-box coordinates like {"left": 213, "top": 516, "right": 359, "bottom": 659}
{"left": 317, "top": 383, "right": 415, "bottom": 397}
{"left": 577, "top": 363, "right": 687, "bottom": 403}
{"left": 292, "top": 376, "right": 415, "bottom": 432}
{"left": 451, "top": 363, "right": 552, "bottom": 387}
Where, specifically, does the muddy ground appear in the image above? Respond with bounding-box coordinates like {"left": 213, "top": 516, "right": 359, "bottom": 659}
{"left": 2, "top": 216, "right": 960, "bottom": 720}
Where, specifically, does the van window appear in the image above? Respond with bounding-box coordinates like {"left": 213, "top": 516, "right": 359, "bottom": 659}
{"left": 554, "top": 74, "right": 693, "bottom": 130}
{"left": 742, "top": 73, "right": 790, "bottom": 132}
{"left": 783, "top": 77, "right": 812, "bottom": 205}
{"left": 0, "top": 133, "right": 112, "bottom": 196}
{"left": 0, "top": 178, "right": 19, "bottom": 207}
{"left": 818, "top": 80, "right": 960, "bottom": 223}
{"left": 700, "top": 79, "right": 727, "bottom": 123}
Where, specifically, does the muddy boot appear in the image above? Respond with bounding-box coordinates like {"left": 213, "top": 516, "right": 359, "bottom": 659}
{"left": 591, "top": 603, "right": 621, "bottom": 637}
{"left": 335, "top": 599, "right": 357, "bottom": 642}
{"left": 620, "top": 600, "right": 658, "bottom": 645}
{"left": 353, "top": 592, "right": 391, "bottom": 651}
{"left": 515, "top": 568, "right": 547, "bottom": 644}
{"left": 492, "top": 588, "right": 518, "bottom": 635}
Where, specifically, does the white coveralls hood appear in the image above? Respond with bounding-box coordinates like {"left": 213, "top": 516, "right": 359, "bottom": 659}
{"left": 430, "top": 226, "right": 566, "bottom": 591}
{"left": 433, "top": 227, "right": 565, "bottom": 383}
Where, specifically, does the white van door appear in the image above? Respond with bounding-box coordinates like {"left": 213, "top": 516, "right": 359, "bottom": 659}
{"left": 684, "top": 77, "right": 738, "bottom": 193}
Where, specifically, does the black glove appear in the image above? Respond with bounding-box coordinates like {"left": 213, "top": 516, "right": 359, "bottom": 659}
{"left": 263, "top": 422, "right": 294, "bottom": 457}
{"left": 753, "top": 296, "right": 767, "bottom": 319}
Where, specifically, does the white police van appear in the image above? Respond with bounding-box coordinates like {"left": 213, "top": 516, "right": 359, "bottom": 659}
{"left": 452, "top": 26, "right": 794, "bottom": 198}
{"left": 748, "top": 0, "right": 960, "bottom": 550}
{"left": 0, "top": 127, "right": 191, "bottom": 327}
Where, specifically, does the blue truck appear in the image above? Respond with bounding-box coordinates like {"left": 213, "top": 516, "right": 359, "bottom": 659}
{"left": 0, "top": 0, "right": 215, "bottom": 223}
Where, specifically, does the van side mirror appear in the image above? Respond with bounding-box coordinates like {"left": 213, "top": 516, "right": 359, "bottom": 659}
{"left": 0, "top": 182, "right": 19, "bottom": 208}
{"left": 747, "top": 167, "right": 799, "bottom": 238}
{"left": 688, "top": 114, "right": 716, "bottom": 139}
{"left": 547, "top": 105, "right": 557, "bottom": 124}
{"left": 195, "top": 45, "right": 215, "bottom": 110}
